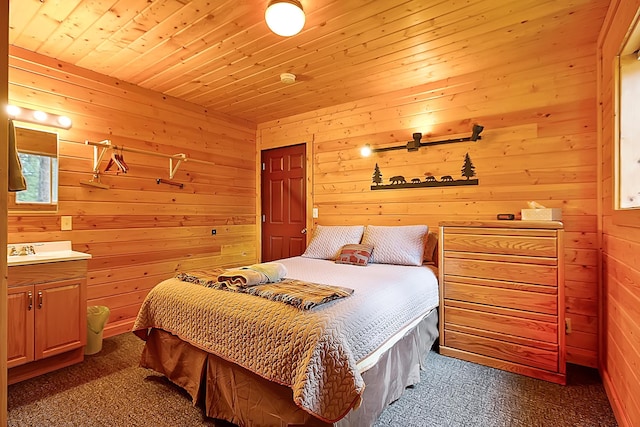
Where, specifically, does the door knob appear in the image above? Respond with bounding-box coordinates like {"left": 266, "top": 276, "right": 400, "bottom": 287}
{"left": 301, "top": 228, "right": 307, "bottom": 234}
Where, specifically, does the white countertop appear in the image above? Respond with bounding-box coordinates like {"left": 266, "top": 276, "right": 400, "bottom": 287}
{"left": 7, "top": 241, "right": 92, "bottom": 266}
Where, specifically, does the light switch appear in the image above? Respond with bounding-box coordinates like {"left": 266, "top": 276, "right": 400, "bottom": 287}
{"left": 61, "top": 216, "right": 72, "bottom": 231}
{"left": 312, "top": 208, "right": 318, "bottom": 218}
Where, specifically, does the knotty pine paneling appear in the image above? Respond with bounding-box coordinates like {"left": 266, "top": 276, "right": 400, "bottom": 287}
{"left": 598, "top": 1, "right": 640, "bottom": 426}
{"left": 7, "top": 48, "right": 258, "bottom": 337}
{"left": 9, "top": 1, "right": 610, "bottom": 123}
{"left": 259, "top": 25, "right": 603, "bottom": 367}
{"left": 1, "top": 0, "right": 9, "bottom": 422}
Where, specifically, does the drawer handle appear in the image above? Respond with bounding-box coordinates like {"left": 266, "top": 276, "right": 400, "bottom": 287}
{"left": 28, "top": 291, "right": 33, "bottom": 311}
{"left": 38, "top": 291, "right": 43, "bottom": 309}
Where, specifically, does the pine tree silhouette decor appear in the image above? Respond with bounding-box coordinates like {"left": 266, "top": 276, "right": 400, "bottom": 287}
{"left": 372, "top": 163, "right": 382, "bottom": 186}
{"left": 461, "top": 153, "right": 476, "bottom": 180}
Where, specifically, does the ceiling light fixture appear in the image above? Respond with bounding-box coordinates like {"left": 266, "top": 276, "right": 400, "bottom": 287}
{"left": 265, "top": 0, "right": 305, "bottom": 37}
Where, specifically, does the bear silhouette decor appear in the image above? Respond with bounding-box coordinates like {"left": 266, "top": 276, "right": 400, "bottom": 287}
{"left": 371, "top": 153, "right": 478, "bottom": 190}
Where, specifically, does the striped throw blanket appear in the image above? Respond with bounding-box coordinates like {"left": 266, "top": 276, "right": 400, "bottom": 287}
{"left": 175, "top": 268, "right": 354, "bottom": 310}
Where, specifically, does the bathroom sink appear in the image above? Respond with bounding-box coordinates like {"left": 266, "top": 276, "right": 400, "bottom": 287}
{"left": 7, "top": 241, "right": 91, "bottom": 266}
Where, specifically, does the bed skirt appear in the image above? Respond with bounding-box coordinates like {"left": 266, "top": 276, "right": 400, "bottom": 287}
{"left": 139, "top": 308, "right": 439, "bottom": 427}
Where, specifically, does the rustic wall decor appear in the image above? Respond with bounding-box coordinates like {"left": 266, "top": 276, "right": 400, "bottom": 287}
{"left": 370, "top": 153, "right": 478, "bottom": 190}
{"left": 362, "top": 124, "right": 483, "bottom": 155}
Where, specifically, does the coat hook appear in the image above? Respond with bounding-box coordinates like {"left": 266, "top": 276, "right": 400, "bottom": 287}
{"left": 156, "top": 178, "right": 184, "bottom": 189}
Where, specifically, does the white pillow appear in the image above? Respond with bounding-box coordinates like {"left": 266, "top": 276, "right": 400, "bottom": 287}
{"left": 302, "top": 225, "right": 365, "bottom": 260}
{"left": 362, "top": 225, "right": 429, "bottom": 266}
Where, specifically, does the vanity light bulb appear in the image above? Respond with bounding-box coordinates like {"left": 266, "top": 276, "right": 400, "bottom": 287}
{"left": 57, "top": 115, "right": 72, "bottom": 128}
{"left": 360, "top": 144, "right": 372, "bottom": 157}
{"left": 33, "top": 110, "right": 48, "bottom": 121}
{"left": 6, "top": 105, "right": 21, "bottom": 116}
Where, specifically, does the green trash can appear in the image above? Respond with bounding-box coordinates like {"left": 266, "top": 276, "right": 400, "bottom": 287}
{"left": 85, "top": 306, "right": 110, "bottom": 355}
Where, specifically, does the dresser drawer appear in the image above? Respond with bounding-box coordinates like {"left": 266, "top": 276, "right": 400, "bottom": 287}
{"left": 443, "top": 257, "right": 558, "bottom": 286}
{"left": 444, "top": 303, "right": 558, "bottom": 343}
{"left": 445, "top": 329, "right": 558, "bottom": 372}
{"left": 444, "top": 280, "right": 557, "bottom": 314}
{"left": 443, "top": 233, "right": 557, "bottom": 257}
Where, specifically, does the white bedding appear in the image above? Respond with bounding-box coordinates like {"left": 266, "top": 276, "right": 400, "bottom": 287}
{"left": 277, "top": 257, "right": 440, "bottom": 371}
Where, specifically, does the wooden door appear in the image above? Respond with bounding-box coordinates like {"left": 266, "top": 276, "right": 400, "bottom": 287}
{"left": 34, "top": 279, "right": 85, "bottom": 360}
{"left": 261, "top": 144, "right": 307, "bottom": 261}
{"left": 7, "top": 285, "right": 34, "bottom": 368}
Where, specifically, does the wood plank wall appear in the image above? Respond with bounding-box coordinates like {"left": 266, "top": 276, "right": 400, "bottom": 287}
{"left": 7, "top": 47, "right": 258, "bottom": 337}
{"left": 598, "top": 1, "right": 640, "bottom": 426}
{"left": 1, "top": 0, "right": 10, "bottom": 423}
{"left": 258, "top": 10, "right": 605, "bottom": 368}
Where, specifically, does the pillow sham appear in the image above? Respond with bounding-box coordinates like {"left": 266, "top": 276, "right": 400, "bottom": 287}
{"left": 362, "top": 225, "right": 429, "bottom": 266}
{"left": 301, "top": 225, "right": 365, "bottom": 260}
{"left": 335, "top": 244, "right": 374, "bottom": 266}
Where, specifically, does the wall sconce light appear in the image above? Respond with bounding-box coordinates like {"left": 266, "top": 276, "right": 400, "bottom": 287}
{"left": 6, "top": 104, "right": 72, "bottom": 129}
{"left": 361, "top": 124, "right": 484, "bottom": 156}
{"left": 265, "top": 0, "right": 305, "bottom": 37}
{"left": 360, "top": 144, "right": 373, "bottom": 157}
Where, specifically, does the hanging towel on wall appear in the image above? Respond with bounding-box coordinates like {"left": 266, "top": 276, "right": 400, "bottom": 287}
{"left": 8, "top": 119, "right": 27, "bottom": 192}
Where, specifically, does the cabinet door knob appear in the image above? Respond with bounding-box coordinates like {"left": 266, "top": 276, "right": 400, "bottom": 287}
{"left": 28, "top": 291, "right": 33, "bottom": 311}
{"left": 38, "top": 291, "right": 43, "bottom": 309}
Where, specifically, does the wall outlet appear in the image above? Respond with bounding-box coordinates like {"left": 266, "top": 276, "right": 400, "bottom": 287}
{"left": 312, "top": 208, "right": 318, "bottom": 218}
{"left": 61, "top": 216, "right": 72, "bottom": 231}
{"left": 211, "top": 229, "right": 217, "bottom": 235}
{"left": 565, "top": 318, "right": 572, "bottom": 334}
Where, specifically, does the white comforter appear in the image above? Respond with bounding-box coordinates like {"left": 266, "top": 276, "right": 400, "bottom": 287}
{"left": 279, "top": 257, "right": 439, "bottom": 363}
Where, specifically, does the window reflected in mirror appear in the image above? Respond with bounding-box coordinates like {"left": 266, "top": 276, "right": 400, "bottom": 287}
{"left": 9, "top": 126, "right": 59, "bottom": 212}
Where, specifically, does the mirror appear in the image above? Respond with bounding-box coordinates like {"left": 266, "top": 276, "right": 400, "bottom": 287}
{"left": 9, "top": 126, "right": 59, "bottom": 212}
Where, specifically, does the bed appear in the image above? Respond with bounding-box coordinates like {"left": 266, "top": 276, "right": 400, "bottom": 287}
{"left": 133, "top": 225, "right": 440, "bottom": 427}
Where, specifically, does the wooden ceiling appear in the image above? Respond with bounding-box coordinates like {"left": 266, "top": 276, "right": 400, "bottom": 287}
{"left": 9, "top": 0, "right": 610, "bottom": 124}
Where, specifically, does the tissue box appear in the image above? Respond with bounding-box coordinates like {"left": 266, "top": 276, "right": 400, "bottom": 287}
{"left": 521, "top": 208, "right": 562, "bottom": 221}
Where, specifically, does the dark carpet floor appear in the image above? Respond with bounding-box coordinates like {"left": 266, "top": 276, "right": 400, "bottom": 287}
{"left": 7, "top": 333, "right": 617, "bottom": 427}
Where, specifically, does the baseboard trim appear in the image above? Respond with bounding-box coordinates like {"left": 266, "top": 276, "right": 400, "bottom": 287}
{"left": 104, "top": 320, "right": 135, "bottom": 338}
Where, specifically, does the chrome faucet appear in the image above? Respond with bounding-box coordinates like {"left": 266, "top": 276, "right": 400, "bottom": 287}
{"left": 18, "top": 245, "right": 36, "bottom": 256}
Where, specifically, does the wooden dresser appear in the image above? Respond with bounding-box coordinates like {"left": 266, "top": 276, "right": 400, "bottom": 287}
{"left": 438, "top": 220, "right": 565, "bottom": 384}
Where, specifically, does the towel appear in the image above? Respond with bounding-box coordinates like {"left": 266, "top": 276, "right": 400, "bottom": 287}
{"left": 175, "top": 262, "right": 288, "bottom": 291}
{"left": 243, "top": 262, "right": 288, "bottom": 283}
{"left": 216, "top": 268, "right": 269, "bottom": 290}
{"left": 8, "top": 120, "right": 27, "bottom": 192}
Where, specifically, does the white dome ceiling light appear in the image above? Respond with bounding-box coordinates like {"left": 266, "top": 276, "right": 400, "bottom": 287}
{"left": 265, "top": 0, "right": 305, "bottom": 37}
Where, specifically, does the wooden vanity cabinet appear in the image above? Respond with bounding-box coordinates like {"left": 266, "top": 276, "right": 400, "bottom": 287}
{"left": 438, "top": 220, "right": 565, "bottom": 385}
{"left": 7, "top": 260, "right": 87, "bottom": 384}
